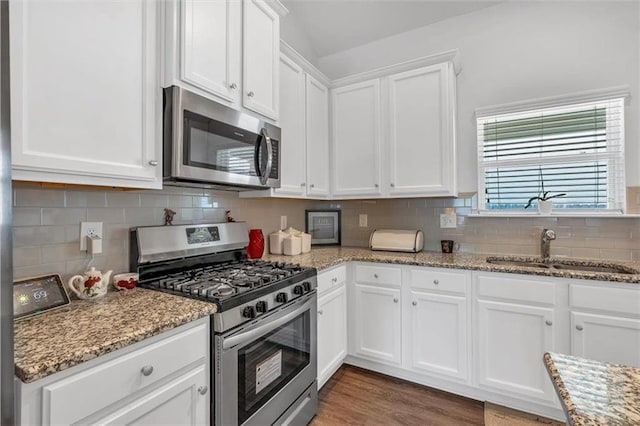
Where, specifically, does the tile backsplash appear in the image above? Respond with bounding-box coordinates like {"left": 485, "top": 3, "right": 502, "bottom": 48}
{"left": 12, "top": 185, "right": 640, "bottom": 281}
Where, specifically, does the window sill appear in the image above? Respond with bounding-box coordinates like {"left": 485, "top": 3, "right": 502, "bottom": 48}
{"left": 468, "top": 211, "right": 640, "bottom": 218}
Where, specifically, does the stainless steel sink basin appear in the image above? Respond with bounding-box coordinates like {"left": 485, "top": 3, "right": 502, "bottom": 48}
{"left": 486, "top": 257, "right": 639, "bottom": 275}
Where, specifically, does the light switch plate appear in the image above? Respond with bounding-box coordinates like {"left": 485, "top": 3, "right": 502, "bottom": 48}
{"left": 359, "top": 214, "right": 368, "bottom": 228}
{"left": 440, "top": 213, "right": 457, "bottom": 229}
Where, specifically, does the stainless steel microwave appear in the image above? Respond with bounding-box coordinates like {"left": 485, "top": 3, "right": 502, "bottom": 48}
{"left": 163, "top": 86, "right": 281, "bottom": 190}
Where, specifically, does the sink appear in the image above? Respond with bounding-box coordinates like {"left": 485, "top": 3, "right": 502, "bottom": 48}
{"left": 486, "top": 257, "right": 639, "bottom": 275}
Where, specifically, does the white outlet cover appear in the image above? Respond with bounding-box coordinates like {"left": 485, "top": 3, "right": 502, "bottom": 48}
{"left": 440, "top": 213, "right": 457, "bottom": 229}
{"left": 359, "top": 214, "right": 368, "bottom": 227}
{"left": 80, "top": 222, "right": 103, "bottom": 251}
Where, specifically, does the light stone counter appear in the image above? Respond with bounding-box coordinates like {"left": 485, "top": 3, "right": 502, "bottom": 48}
{"left": 262, "top": 246, "right": 640, "bottom": 284}
{"left": 14, "top": 288, "right": 216, "bottom": 383}
{"left": 544, "top": 352, "right": 640, "bottom": 426}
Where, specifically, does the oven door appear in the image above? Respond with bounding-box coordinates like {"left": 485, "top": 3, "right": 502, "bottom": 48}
{"left": 214, "top": 293, "right": 317, "bottom": 426}
{"left": 165, "top": 86, "right": 280, "bottom": 188}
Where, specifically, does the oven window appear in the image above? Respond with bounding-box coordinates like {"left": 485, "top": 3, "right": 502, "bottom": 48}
{"left": 183, "top": 110, "right": 259, "bottom": 176}
{"left": 237, "top": 311, "right": 311, "bottom": 424}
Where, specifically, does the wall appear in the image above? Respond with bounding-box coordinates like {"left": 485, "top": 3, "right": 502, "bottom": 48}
{"left": 316, "top": 1, "right": 640, "bottom": 191}
{"left": 13, "top": 186, "right": 639, "bottom": 284}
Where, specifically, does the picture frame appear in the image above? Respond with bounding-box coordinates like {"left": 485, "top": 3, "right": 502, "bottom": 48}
{"left": 305, "top": 209, "right": 341, "bottom": 245}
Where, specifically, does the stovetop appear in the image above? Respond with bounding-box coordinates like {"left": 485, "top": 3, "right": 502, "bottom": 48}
{"left": 139, "top": 259, "right": 317, "bottom": 311}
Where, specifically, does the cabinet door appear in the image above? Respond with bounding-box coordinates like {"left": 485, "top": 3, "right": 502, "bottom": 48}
{"left": 476, "top": 300, "right": 556, "bottom": 404}
{"left": 331, "top": 80, "right": 382, "bottom": 197}
{"left": 571, "top": 311, "right": 640, "bottom": 367}
{"left": 305, "top": 75, "right": 330, "bottom": 197}
{"left": 317, "top": 284, "right": 347, "bottom": 389}
{"left": 388, "top": 63, "right": 456, "bottom": 196}
{"left": 409, "top": 291, "right": 467, "bottom": 381}
{"left": 275, "top": 55, "right": 306, "bottom": 197}
{"left": 94, "top": 365, "right": 208, "bottom": 425}
{"left": 242, "top": 0, "right": 279, "bottom": 120}
{"left": 353, "top": 283, "right": 401, "bottom": 365}
{"left": 10, "top": 0, "right": 161, "bottom": 189}
{"left": 180, "top": 0, "right": 241, "bottom": 104}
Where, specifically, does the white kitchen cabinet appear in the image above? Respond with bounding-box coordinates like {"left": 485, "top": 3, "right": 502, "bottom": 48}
{"left": 10, "top": 0, "right": 162, "bottom": 189}
{"left": 242, "top": 0, "right": 280, "bottom": 120}
{"left": 317, "top": 283, "right": 347, "bottom": 389}
{"left": 275, "top": 54, "right": 307, "bottom": 196}
{"left": 331, "top": 80, "right": 382, "bottom": 197}
{"left": 305, "top": 74, "right": 330, "bottom": 197}
{"left": 175, "top": 0, "right": 242, "bottom": 106}
{"left": 352, "top": 282, "right": 401, "bottom": 365}
{"left": 163, "top": 0, "right": 285, "bottom": 121}
{"left": 17, "top": 319, "right": 209, "bottom": 426}
{"left": 387, "top": 63, "right": 456, "bottom": 196}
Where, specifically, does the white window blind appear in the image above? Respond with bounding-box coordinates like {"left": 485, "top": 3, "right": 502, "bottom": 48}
{"left": 477, "top": 96, "right": 626, "bottom": 212}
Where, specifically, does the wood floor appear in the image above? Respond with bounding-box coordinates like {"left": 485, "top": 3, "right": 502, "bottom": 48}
{"left": 311, "top": 365, "right": 485, "bottom": 425}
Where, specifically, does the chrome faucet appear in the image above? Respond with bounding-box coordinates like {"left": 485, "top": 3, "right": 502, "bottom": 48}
{"left": 541, "top": 228, "right": 556, "bottom": 260}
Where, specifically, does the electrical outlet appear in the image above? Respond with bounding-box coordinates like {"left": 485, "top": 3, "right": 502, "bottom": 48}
{"left": 440, "top": 213, "right": 457, "bottom": 229}
{"left": 359, "top": 214, "right": 368, "bottom": 228}
{"left": 280, "top": 215, "right": 287, "bottom": 230}
{"left": 80, "top": 222, "right": 103, "bottom": 251}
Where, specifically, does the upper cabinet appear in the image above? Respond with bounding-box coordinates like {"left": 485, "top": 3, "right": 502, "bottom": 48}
{"left": 305, "top": 74, "right": 330, "bottom": 197}
{"left": 387, "top": 63, "right": 456, "bottom": 197}
{"left": 330, "top": 52, "right": 459, "bottom": 199}
{"left": 10, "top": 0, "right": 162, "bottom": 189}
{"left": 331, "top": 80, "right": 382, "bottom": 197}
{"left": 164, "top": 0, "right": 285, "bottom": 121}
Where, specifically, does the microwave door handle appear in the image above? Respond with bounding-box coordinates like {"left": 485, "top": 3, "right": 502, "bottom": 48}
{"left": 263, "top": 129, "right": 273, "bottom": 185}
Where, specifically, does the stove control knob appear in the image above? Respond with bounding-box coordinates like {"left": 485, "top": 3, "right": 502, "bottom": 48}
{"left": 276, "top": 292, "right": 288, "bottom": 304}
{"left": 255, "top": 300, "right": 268, "bottom": 313}
{"left": 302, "top": 282, "right": 312, "bottom": 293}
{"left": 242, "top": 306, "right": 257, "bottom": 319}
{"left": 293, "top": 285, "right": 304, "bottom": 295}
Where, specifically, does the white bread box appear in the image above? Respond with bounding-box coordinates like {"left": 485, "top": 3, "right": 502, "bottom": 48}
{"left": 369, "top": 229, "right": 424, "bottom": 253}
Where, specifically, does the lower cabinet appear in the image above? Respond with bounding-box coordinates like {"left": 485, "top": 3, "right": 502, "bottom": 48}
{"left": 17, "top": 318, "right": 210, "bottom": 426}
{"left": 317, "top": 283, "right": 347, "bottom": 388}
{"left": 352, "top": 282, "right": 402, "bottom": 365}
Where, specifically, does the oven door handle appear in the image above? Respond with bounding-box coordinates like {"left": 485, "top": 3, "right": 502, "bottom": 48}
{"left": 223, "top": 296, "right": 313, "bottom": 350}
{"left": 254, "top": 128, "right": 272, "bottom": 186}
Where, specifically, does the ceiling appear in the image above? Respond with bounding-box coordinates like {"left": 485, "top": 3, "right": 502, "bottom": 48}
{"left": 282, "top": 0, "right": 502, "bottom": 58}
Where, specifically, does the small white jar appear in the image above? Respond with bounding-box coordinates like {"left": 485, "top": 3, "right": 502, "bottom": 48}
{"left": 283, "top": 234, "right": 302, "bottom": 256}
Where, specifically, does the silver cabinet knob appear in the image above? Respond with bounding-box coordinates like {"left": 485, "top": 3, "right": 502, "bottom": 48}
{"left": 433, "top": 279, "right": 439, "bottom": 285}
{"left": 309, "top": 184, "right": 315, "bottom": 188}
{"left": 374, "top": 183, "right": 379, "bottom": 188}
{"left": 374, "top": 274, "right": 379, "bottom": 279}
{"left": 141, "top": 365, "right": 154, "bottom": 376}
{"left": 229, "top": 83, "right": 237, "bottom": 89}
{"left": 332, "top": 277, "right": 337, "bottom": 283}
{"left": 412, "top": 301, "right": 417, "bottom": 306}
{"left": 318, "top": 309, "right": 323, "bottom": 315}
{"left": 198, "top": 385, "right": 208, "bottom": 395}
{"left": 301, "top": 182, "right": 306, "bottom": 187}
{"left": 247, "top": 91, "right": 255, "bottom": 98}
{"left": 390, "top": 183, "right": 395, "bottom": 188}
{"left": 393, "top": 297, "right": 398, "bottom": 303}
{"left": 576, "top": 325, "right": 584, "bottom": 331}
{"left": 545, "top": 320, "right": 553, "bottom": 326}
{"left": 148, "top": 160, "right": 158, "bottom": 166}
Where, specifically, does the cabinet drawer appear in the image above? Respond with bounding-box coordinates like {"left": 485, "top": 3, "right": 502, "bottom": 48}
{"left": 43, "top": 322, "right": 208, "bottom": 426}
{"left": 476, "top": 273, "right": 556, "bottom": 305}
{"left": 355, "top": 264, "right": 401, "bottom": 286}
{"left": 317, "top": 265, "right": 347, "bottom": 295}
{"left": 409, "top": 268, "right": 468, "bottom": 294}
{"left": 570, "top": 283, "right": 640, "bottom": 316}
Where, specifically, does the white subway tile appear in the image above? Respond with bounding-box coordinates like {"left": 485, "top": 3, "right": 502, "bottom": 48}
{"left": 14, "top": 262, "right": 66, "bottom": 280}
{"left": 14, "top": 188, "right": 65, "bottom": 207}
{"left": 13, "top": 208, "right": 42, "bottom": 226}
{"left": 106, "top": 192, "right": 141, "bottom": 208}
{"left": 13, "top": 247, "right": 41, "bottom": 267}
{"left": 140, "top": 194, "right": 169, "bottom": 208}
{"left": 13, "top": 226, "right": 66, "bottom": 248}
{"left": 65, "top": 190, "right": 107, "bottom": 207}
{"left": 87, "top": 208, "right": 126, "bottom": 224}
{"left": 42, "top": 208, "right": 87, "bottom": 225}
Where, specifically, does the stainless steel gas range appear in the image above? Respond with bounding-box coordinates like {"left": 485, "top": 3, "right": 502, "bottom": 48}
{"left": 129, "top": 222, "right": 318, "bottom": 426}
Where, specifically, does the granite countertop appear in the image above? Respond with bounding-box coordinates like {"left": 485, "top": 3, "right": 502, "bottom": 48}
{"left": 262, "top": 247, "right": 640, "bottom": 284}
{"left": 14, "top": 288, "right": 216, "bottom": 383}
{"left": 544, "top": 352, "right": 640, "bottom": 425}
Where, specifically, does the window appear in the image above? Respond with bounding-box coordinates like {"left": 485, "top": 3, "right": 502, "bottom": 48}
{"left": 477, "top": 92, "right": 626, "bottom": 213}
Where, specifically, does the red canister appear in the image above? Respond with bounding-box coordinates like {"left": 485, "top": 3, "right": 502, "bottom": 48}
{"left": 247, "top": 229, "right": 265, "bottom": 259}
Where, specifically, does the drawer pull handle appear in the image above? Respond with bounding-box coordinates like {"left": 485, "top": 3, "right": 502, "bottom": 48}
{"left": 412, "top": 301, "right": 417, "bottom": 306}
{"left": 374, "top": 274, "right": 379, "bottom": 279}
{"left": 148, "top": 160, "right": 158, "bottom": 166}
{"left": 576, "top": 325, "right": 584, "bottom": 331}
{"left": 433, "top": 279, "right": 439, "bottom": 285}
{"left": 198, "top": 385, "right": 208, "bottom": 395}
{"left": 318, "top": 309, "right": 324, "bottom": 315}
{"left": 545, "top": 320, "right": 553, "bottom": 326}
{"left": 332, "top": 277, "right": 337, "bottom": 283}
{"left": 229, "top": 82, "right": 237, "bottom": 89}
{"left": 393, "top": 297, "right": 398, "bottom": 303}
{"left": 141, "top": 365, "right": 154, "bottom": 376}
{"left": 247, "top": 91, "right": 255, "bottom": 98}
